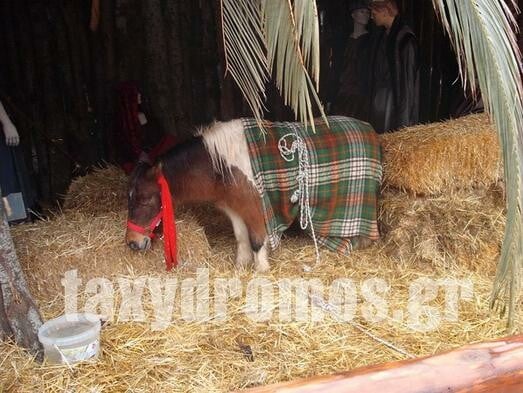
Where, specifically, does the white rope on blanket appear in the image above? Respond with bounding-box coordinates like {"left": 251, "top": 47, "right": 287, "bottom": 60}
{"left": 278, "top": 133, "right": 321, "bottom": 269}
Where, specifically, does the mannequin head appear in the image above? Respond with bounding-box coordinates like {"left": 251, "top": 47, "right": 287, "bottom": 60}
{"left": 369, "top": 0, "right": 398, "bottom": 30}
{"left": 348, "top": 0, "right": 370, "bottom": 38}
{"left": 351, "top": 8, "right": 370, "bottom": 27}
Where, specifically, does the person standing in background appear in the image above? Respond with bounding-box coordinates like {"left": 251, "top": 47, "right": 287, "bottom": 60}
{"left": 367, "top": 0, "right": 420, "bottom": 133}
{"left": 331, "top": 0, "right": 374, "bottom": 121}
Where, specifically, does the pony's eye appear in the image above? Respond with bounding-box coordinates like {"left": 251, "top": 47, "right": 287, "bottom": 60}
{"left": 137, "top": 196, "right": 155, "bottom": 206}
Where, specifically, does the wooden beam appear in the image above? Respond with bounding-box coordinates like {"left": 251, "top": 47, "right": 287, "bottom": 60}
{"left": 242, "top": 335, "right": 523, "bottom": 393}
{"left": 0, "top": 194, "right": 43, "bottom": 359}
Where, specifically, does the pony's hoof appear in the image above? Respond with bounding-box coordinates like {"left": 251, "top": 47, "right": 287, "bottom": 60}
{"left": 254, "top": 260, "right": 270, "bottom": 273}
{"left": 254, "top": 240, "right": 270, "bottom": 272}
{"left": 235, "top": 257, "right": 252, "bottom": 269}
{"left": 351, "top": 236, "right": 373, "bottom": 250}
{"left": 236, "top": 247, "right": 253, "bottom": 268}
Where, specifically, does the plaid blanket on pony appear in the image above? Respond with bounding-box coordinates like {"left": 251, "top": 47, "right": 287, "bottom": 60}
{"left": 243, "top": 116, "right": 382, "bottom": 254}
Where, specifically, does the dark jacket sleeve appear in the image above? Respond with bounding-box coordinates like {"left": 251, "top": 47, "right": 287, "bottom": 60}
{"left": 395, "top": 32, "right": 420, "bottom": 128}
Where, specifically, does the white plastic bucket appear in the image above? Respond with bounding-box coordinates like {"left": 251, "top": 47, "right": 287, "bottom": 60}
{"left": 38, "top": 313, "right": 101, "bottom": 365}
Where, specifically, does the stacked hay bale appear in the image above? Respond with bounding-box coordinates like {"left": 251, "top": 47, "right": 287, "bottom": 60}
{"left": 1, "top": 113, "right": 512, "bottom": 392}
{"left": 378, "top": 113, "right": 505, "bottom": 270}
{"left": 380, "top": 113, "right": 503, "bottom": 195}
{"left": 21, "top": 164, "right": 213, "bottom": 300}
{"left": 11, "top": 209, "right": 213, "bottom": 301}
{"left": 62, "top": 165, "right": 129, "bottom": 215}
{"left": 378, "top": 189, "right": 504, "bottom": 270}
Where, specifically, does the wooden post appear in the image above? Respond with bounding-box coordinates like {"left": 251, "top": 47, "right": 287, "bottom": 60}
{"left": 242, "top": 335, "right": 523, "bottom": 393}
{"left": 0, "top": 193, "right": 43, "bottom": 359}
{"left": 143, "top": 0, "right": 179, "bottom": 136}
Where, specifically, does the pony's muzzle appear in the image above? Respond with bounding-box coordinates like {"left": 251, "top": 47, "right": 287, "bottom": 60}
{"left": 126, "top": 230, "right": 152, "bottom": 251}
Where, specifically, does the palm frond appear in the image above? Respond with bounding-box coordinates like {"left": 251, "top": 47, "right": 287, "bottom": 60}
{"left": 433, "top": 0, "right": 523, "bottom": 327}
{"left": 220, "top": 0, "right": 326, "bottom": 130}
{"left": 263, "top": 0, "right": 326, "bottom": 128}
{"left": 293, "top": 0, "right": 321, "bottom": 88}
{"left": 221, "top": 0, "right": 269, "bottom": 122}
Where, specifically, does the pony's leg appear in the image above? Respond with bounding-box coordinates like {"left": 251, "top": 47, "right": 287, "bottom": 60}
{"left": 251, "top": 236, "right": 270, "bottom": 273}
{"left": 224, "top": 206, "right": 270, "bottom": 272}
{"left": 219, "top": 206, "right": 253, "bottom": 268}
{"left": 220, "top": 168, "right": 269, "bottom": 271}
{"left": 235, "top": 206, "right": 269, "bottom": 272}
{"left": 239, "top": 209, "right": 269, "bottom": 273}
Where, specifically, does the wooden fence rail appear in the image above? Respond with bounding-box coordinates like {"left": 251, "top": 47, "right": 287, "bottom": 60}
{"left": 242, "top": 335, "right": 523, "bottom": 393}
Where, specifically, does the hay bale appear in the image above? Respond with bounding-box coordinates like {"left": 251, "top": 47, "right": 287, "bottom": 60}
{"left": 380, "top": 113, "right": 503, "bottom": 195}
{"left": 63, "top": 165, "right": 129, "bottom": 214}
{"left": 11, "top": 209, "right": 212, "bottom": 301}
{"left": 378, "top": 188, "right": 505, "bottom": 272}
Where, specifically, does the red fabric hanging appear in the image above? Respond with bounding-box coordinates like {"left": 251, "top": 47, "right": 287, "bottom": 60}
{"left": 157, "top": 173, "right": 177, "bottom": 270}
{"left": 90, "top": 0, "right": 101, "bottom": 32}
{"left": 148, "top": 134, "right": 178, "bottom": 162}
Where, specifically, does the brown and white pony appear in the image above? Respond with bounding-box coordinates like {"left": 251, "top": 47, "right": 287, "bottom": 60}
{"left": 125, "top": 120, "right": 272, "bottom": 272}
{"left": 126, "top": 119, "right": 374, "bottom": 272}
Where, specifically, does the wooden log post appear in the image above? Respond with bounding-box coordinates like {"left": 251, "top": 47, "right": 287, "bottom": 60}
{"left": 242, "top": 335, "right": 523, "bottom": 393}
{"left": 164, "top": 0, "right": 192, "bottom": 133}
{"left": 0, "top": 192, "right": 43, "bottom": 359}
{"left": 143, "top": 0, "right": 179, "bottom": 137}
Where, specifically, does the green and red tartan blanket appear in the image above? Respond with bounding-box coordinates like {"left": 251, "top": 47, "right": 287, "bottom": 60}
{"left": 243, "top": 116, "right": 382, "bottom": 254}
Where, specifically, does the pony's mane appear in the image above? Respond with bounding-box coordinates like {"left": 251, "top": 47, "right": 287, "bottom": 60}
{"left": 197, "top": 119, "right": 254, "bottom": 184}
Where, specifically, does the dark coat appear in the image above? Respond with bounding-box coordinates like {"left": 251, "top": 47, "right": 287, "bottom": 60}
{"left": 368, "top": 16, "right": 420, "bottom": 133}
{"left": 332, "top": 32, "right": 374, "bottom": 121}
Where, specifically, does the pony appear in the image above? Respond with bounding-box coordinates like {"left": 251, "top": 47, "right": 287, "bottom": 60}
{"left": 126, "top": 117, "right": 382, "bottom": 272}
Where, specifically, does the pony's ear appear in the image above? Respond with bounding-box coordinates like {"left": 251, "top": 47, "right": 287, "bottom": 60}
{"left": 155, "top": 162, "right": 163, "bottom": 178}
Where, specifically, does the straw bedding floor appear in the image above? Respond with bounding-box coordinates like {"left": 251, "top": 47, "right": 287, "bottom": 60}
{"left": 1, "top": 114, "right": 521, "bottom": 392}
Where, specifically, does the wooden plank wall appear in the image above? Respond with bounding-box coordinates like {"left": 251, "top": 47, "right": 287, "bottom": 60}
{"left": 0, "top": 0, "right": 519, "bottom": 204}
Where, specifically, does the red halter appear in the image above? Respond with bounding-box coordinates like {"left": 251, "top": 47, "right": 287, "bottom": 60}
{"left": 126, "top": 172, "right": 178, "bottom": 271}
{"left": 126, "top": 211, "right": 162, "bottom": 239}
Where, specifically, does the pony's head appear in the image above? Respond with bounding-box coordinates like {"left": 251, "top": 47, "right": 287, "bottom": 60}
{"left": 126, "top": 163, "right": 162, "bottom": 251}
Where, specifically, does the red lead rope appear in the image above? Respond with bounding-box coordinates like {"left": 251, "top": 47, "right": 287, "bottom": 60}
{"left": 157, "top": 173, "right": 177, "bottom": 270}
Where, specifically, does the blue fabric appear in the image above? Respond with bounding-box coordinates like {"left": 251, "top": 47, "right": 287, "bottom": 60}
{"left": 4, "top": 192, "right": 27, "bottom": 221}
{"left": 0, "top": 135, "right": 36, "bottom": 214}
{"left": 0, "top": 138, "right": 20, "bottom": 196}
